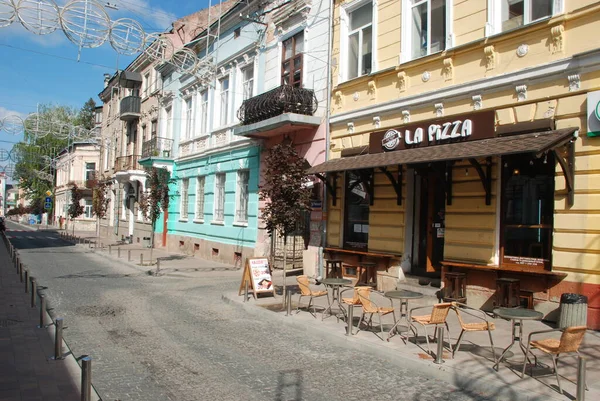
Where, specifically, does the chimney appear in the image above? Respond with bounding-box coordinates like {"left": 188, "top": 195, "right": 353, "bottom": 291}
{"left": 104, "top": 73, "right": 111, "bottom": 88}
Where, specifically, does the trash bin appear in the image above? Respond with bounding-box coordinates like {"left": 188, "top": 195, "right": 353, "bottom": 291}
{"left": 558, "top": 293, "right": 588, "bottom": 328}
{"left": 143, "top": 237, "right": 152, "bottom": 248}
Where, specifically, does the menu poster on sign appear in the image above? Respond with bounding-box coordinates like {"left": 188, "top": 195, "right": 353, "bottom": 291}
{"left": 239, "top": 257, "right": 276, "bottom": 298}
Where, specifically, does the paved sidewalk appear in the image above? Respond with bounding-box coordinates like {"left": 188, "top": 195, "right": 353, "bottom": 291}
{"left": 224, "top": 273, "right": 600, "bottom": 401}
{"left": 0, "top": 235, "right": 81, "bottom": 401}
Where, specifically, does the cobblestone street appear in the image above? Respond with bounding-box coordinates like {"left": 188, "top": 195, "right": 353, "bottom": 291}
{"left": 8, "top": 223, "right": 486, "bottom": 401}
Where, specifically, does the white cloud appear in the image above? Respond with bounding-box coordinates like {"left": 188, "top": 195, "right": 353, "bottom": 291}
{"left": 108, "top": 0, "right": 176, "bottom": 33}
{"left": 0, "top": 107, "right": 27, "bottom": 121}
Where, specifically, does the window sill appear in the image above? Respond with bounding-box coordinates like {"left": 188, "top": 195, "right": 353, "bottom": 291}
{"left": 233, "top": 221, "right": 248, "bottom": 227}
{"left": 193, "top": 219, "right": 204, "bottom": 224}
{"left": 179, "top": 218, "right": 189, "bottom": 222}
{"left": 211, "top": 220, "right": 225, "bottom": 226}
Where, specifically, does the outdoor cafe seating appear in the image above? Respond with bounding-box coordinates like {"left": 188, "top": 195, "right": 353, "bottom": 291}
{"left": 451, "top": 302, "right": 497, "bottom": 361}
{"left": 295, "top": 275, "right": 329, "bottom": 318}
{"left": 409, "top": 303, "right": 453, "bottom": 356}
{"left": 355, "top": 287, "right": 397, "bottom": 340}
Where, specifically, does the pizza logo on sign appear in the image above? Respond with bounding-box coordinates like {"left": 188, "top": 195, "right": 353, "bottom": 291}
{"left": 382, "top": 129, "right": 402, "bottom": 151}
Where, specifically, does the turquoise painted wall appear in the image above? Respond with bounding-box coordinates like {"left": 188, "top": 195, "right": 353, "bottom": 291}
{"left": 168, "top": 146, "right": 260, "bottom": 247}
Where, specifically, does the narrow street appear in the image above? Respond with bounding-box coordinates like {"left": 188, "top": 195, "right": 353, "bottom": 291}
{"left": 6, "top": 221, "right": 486, "bottom": 401}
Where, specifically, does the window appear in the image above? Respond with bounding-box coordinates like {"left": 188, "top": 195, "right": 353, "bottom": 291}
{"left": 282, "top": 32, "right": 304, "bottom": 87}
{"left": 501, "top": 0, "right": 553, "bottom": 31}
{"left": 406, "top": 0, "right": 447, "bottom": 60}
{"left": 200, "top": 90, "right": 209, "bottom": 134}
{"left": 195, "top": 176, "right": 205, "bottom": 221}
{"left": 151, "top": 120, "right": 157, "bottom": 138}
{"left": 219, "top": 77, "right": 229, "bottom": 126}
{"left": 103, "top": 140, "right": 110, "bottom": 171}
{"left": 214, "top": 173, "right": 226, "bottom": 222}
{"left": 84, "top": 199, "right": 93, "bottom": 219}
{"left": 180, "top": 178, "right": 189, "bottom": 220}
{"left": 346, "top": 3, "right": 372, "bottom": 80}
{"left": 165, "top": 106, "right": 173, "bottom": 139}
{"left": 151, "top": 68, "right": 162, "bottom": 93}
{"left": 343, "top": 170, "right": 371, "bottom": 251}
{"left": 143, "top": 72, "right": 150, "bottom": 97}
{"left": 141, "top": 125, "right": 147, "bottom": 142}
{"left": 242, "top": 65, "right": 254, "bottom": 100}
{"left": 184, "top": 97, "right": 193, "bottom": 139}
{"left": 501, "top": 153, "right": 555, "bottom": 269}
{"left": 235, "top": 170, "right": 249, "bottom": 223}
{"left": 85, "top": 162, "right": 96, "bottom": 181}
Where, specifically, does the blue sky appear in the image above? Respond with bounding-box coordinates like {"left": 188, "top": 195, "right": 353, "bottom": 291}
{"left": 0, "top": 0, "right": 211, "bottom": 158}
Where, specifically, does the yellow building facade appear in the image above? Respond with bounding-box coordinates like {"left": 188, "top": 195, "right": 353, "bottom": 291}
{"left": 312, "top": 0, "right": 600, "bottom": 328}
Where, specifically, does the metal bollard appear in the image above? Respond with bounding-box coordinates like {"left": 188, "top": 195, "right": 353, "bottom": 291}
{"left": 89, "top": 240, "right": 92, "bottom": 248}
{"left": 156, "top": 259, "right": 161, "bottom": 272}
{"left": 19, "top": 264, "right": 24, "bottom": 282}
{"left": 434, "top": 326, "right": 445, "bottom": 364}
{"left": 18, "top": 262, "right": 22, "bottom": 276}
{"left": 577, "top": 356, "right": 586, "bottom": 401}
{"left": 81, "top": 356, "right": 92, "bottom": 401}
{"left": 24, "top": 270, "right": 29, "bottom": 293}
{"left": 54, "top": 318, "right": 64, "bottom": 360}
{"left": 244, "top": 280, "right": 249, "bottom": 302}
{"left": 140, "top": 254, "right": 144, "bottom": 265}
{"left": 39, "top": 295, "right": 46, "bottom": 328}
{"left": 128, "top": 249, "right": 131, "bottom": 262}
{"left": 117, "top": 247, "right": 121, "bottom": 258}
{"left": 346, "top": 305, "right": 354, "bottom": 336}
{"left": 30, "top": 278, "right": 36, "bottom": 307}
{"left": 109, "top": 244, "right": 112, "bottom": 255}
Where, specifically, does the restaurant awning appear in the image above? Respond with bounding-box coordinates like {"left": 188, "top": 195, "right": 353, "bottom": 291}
{"left": 306, "top": 128, "right": 578, "bottom": 174}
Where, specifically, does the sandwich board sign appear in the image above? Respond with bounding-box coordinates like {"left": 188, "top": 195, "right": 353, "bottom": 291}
{"left": 239, "top": 257, "right": 275, "bottom": 299}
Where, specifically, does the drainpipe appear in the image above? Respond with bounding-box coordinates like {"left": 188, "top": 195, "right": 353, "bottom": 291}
{"left": 318, "top": 0, "right": 334, "bottom": 278}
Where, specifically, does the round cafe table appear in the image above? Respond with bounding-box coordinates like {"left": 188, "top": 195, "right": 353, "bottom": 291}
{"left": 321, "top": 278, "right": 352, "bottom": 322}
{"left": 384, "top": 290, "right": 424, "bottom": 342}
{"left": 492, "top": 307, "right": 543, "bottom": 371}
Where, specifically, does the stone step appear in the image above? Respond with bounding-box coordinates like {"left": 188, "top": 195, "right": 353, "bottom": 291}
{"left": 396, "top": 274, "right": 442, "bottom": 299}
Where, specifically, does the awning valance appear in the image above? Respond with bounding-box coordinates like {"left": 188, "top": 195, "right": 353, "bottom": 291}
{"left": 307, "top": 128, "right": 578, "bottom": 174}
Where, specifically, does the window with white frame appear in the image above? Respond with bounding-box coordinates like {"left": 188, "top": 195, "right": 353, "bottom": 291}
{"left": 496, "top": 0, "right": 555, "bottom": 32}
{"left": 84, "top": 199, "right": 93, "bottom": 219}
{"left": 195, "top": 176, "right": 205, "bottom": 221}
{"left": 85, "top": 162, "right": 96, "bottom": 181}
{"left": 214, "top": 173, "right": 226, "bottom": 222}
{"left": 405, "top": 0, "right": 447, "bottom": 61}
{"left": 165, "top": 106, "right": 173, "bottom": 139}
{"left": 242, "top": 65, "right": 254, "bottom": 100}
{"left": 143, "top": 72, "right": 150, "bottom": 97}
{"left": 235, "top": 170, "right": 249, "bottom": 223}
{"left": 219, "top": 77, "right": 229, "bottom": 126}
{"left": 180, "top": 178, "right": 189, "bottom": 220}
{"left": 200, "top": 90, "right": 209, "bottom": 134}
{"left": 346, "top": 2, "right": 373, "bottom": 80}
{"left": 184, "top": 97, "right": 193, "bottom": 139}
{"left": 151, "top": 68, "right": 162, "bottom": 93}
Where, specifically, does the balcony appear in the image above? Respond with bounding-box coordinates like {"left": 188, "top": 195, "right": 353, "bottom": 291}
{"left": 120, "top": 96, "right": 141, "bottom": 121}
{"left": 234, "top": 85, "right": 320, "bottom": 138}
{"left": 114, "top": 155, "right": 141, "bottom": 172}
{"left": 141, "top": 136, "right": 173, "bottom": 158}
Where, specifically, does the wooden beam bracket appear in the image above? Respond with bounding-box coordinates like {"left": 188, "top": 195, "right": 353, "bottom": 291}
{"left": 378, "top": 166, "right": 403, "bottom": 205}
{"left": 315, "top": 172, "right": 337, "bottom": 206}
{"left": 468, "top": 157, "right": 492, "bottom": 206}
{"left": 553, "top": 141, "right": 575, "bottom": 207}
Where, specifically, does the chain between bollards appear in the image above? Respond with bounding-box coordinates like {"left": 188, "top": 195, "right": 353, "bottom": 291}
{"left": 577, "top": 356, "right": 586, "bottom": 401}
{"left": 81, "top": 356, "right": 92, "bottom": 401}
{"left": 39, "top": 295, "right": 46, "bottom": 328}
{"left": 30, "top": 277, "right": 36, "bottom": 307}
{"left": 54, "top": 318, "right": 64, "bottom": 360}
{"left": 434, "top": 326, "right": 445, "bottom": 364}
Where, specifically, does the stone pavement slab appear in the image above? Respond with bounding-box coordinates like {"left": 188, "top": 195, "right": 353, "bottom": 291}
{"left": 0, "top": 234, "right": 84, "bottom": 401}
{"left": 223, "top": 277, "right": 600, "bottom": 401}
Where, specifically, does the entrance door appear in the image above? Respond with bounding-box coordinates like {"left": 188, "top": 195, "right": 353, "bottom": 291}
{"left": 416, "top": 171, "right": 446, "bottom": 275}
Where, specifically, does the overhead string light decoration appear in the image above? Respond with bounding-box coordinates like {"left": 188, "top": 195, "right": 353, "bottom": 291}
{"left": 16, "top": 0, "right": 60, "bottom": 35}
{"left": 60, "top": 0, "right": 111, "bottom": 59}
{"left": 109, "top": 17, "right": 145, "bottom": 55}
{"left": 0, "top": 0, "right": 16, "bottom": 27}
{"left": 2, "top": 115, "right": 24, "bottom": 135}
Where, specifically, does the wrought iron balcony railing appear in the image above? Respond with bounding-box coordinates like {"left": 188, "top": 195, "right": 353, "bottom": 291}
{"left": 142, "top": 136, "right": 174, "bottom": 158}
{"left": 120, "top": 95, "right": 141, "bottom": 121}
{"left": 114, "top": 155, "right": 141, "bottom": 172}
{"left": 237, "top": 85, "right": 318, "bottom": 126}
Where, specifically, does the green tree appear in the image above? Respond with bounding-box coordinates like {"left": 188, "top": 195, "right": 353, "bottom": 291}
{"left": 139, "top": 167, "right": 173, "bottom": 273}
{"left": 258, "top": 139, "right": 311, "bottom": 304}
{"left": 92, "top": 176, "right": 112, "bottom": 236}
{"left": 67, "top": 184, "right": 84, "bottom": 234}
{"left": 76, "top": 98, "right": 96, "bottom": 131}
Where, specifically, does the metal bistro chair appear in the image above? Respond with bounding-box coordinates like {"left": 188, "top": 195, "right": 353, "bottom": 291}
{"left": 451, "top": 302, "right": 496, "bottom": 361}
{"left": 296, "top": 275, "right": 329, "bottom": 318}
{"left": 521, "top": 326, "right": 587, "bottom": 394}
{"left": 356, "top": 287, "right": 396, "bottom": 340}
{"left": 409, "top": 303, "right": 453, "bottom": 356}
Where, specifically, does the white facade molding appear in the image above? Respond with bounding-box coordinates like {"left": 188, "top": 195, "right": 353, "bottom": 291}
{"left": 330, "top": 48, "right": 600, "bottom": 125}
{"left": 402, "top": 110, "right": 410, "bottom": 123}
{"left": 442, "top": 57, "right": 453, "bottom": 81}
{"left": 421, "top": 71, "right": 431, "bottom": 82}
{"left": 434, "top": 103, "right": 444, "bottom": 117}
{"left": 516, "top": 85, "right": 527, "bottom": 101}
{"left": 568, "top": 74, "right": 580, "bottom": 92}
{"left": 550, "top": 24, "right": 565, "bottom": 54}
{"left": 373, "top": 116, "right": 381, "bottom": 128}
{"left": 484, "top": 45, "right": 496, "bottom": 69}
{"left": 472, "top": 95, "right": 483, "bottom": 110}
{"left": 516, "top": 44, "right": 529, "bottom": 58}
{"left": 396, "top": 69, "right": 408, "bottom": 91}
{"left": 347, "top": 122, "right": 355, "bottom": 134}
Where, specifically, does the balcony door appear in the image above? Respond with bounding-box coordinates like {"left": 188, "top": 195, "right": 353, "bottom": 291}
{"left": 281, "top": 31, "right": 304, "bottom": 87}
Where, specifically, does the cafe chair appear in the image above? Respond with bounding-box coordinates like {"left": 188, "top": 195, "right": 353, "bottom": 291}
{"left": 520, "top": 326, "right": 587, "bottom": 394}
{"left": 409, "top": 303, "right": 452, "bottom": 356}
{"left": 296, "top": 275, "right": 329, "bottom": 318}
{"left": 355, "top": 287, "right": 396, "bottom": 340}
{"left": 451, "top": 302, "right": 496, "bottom": 361}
